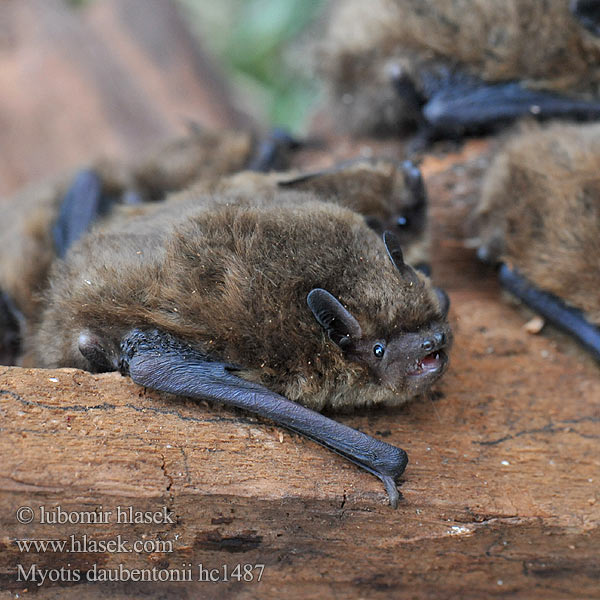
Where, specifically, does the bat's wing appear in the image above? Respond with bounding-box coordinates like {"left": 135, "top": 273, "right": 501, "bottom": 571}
{"left": 52, "top": 170, "right": 105, "bottom": 258}
{"left": 52, "top": 169, "right": 143, "bottom": 259}
{"left": 0, "top": 290, "right": 24, "bottom": 365}
{"left": 117, "top": 328, "right": 408, "bottom": 507}
{"left": 499, "top": 264, "right": 600, "bottom": 362}
{"left": 570, "top": 0, "right": 600, "bottom": 37}
{"left": 247, "top": 128, "right": 302, "bottom": 172}
{"left": 422, "top": 80, "right": 600, "bottom": 138}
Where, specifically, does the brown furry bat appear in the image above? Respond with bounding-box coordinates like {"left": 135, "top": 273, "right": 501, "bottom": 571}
{"left": 191, "top": 157, "right": 430, "bottom": 267}
{"left": 475, "top": 121, "right": 600, "bottom": 358}
{"left": 31, "top": 191, "right": 451, "bottom": 505}
{"left": 0, "top": 151, "right": 430, "bottom": 365}
{"left": 314, "top": 0, "right": 600, "bottom": 139}
{"left": 0, "top": 129, "right": 253, "bottom": 360}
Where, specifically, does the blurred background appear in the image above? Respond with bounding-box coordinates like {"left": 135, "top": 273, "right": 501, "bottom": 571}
{"left": 0, "top": 0, "right": 325, "bottom": 196}
{"left": 178, "top": 0, "right": 324, "bottom": 130}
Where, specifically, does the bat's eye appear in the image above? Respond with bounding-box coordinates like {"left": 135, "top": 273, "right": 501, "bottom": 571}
{"left": 397, "top": 215, "right": 410, "bottom": 228}
{"left": 373, "top": 342, "right": 386, "bottom": 359}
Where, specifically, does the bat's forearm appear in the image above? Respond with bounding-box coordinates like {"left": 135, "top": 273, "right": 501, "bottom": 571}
{"left": 119, "top": 329, "right": 408, "bottom": 507}
{"left": 499, "top": 264, "right": 600, "bottom": 362}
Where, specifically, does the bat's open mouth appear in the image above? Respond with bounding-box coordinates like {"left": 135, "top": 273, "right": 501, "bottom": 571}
{"left": 407, "top": 350, "right": 447, "bottom": 377}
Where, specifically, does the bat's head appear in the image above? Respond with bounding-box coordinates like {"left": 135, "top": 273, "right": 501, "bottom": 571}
{"left": 278, "top": 159, "right": 429, "bottom": 266}
{"left": 307, "top": 231, "right": 451, "bottom": 401}
{"left": 363, "top": 160, "right": 427, "bottom": 248}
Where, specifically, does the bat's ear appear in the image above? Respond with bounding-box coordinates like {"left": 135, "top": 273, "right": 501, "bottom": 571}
{"left": 307, "top": 288, "right": 362, "bottom": 349}
{"left": 383, "top": 231, "right": 420, "bottom": 285}
{"left": 401, "top": 160, "right": 426, "bottom": 208}
{"left": 434, "top": 287, "right": 450, "bottom": 318}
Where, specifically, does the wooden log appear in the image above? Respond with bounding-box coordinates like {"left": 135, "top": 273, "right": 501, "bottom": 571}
{"left": 0, "top": 273, "right": 598, "bottom": 598}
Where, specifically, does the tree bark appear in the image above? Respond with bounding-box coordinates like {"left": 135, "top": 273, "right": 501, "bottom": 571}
{"left": 1, "top": 266, "right": 598, "bottom": 598}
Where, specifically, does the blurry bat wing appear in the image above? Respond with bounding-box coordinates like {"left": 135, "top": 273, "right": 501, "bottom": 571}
{"left": 0, "top": 289, "right": 24, "bottom": 365}
{"left": 570, "top": 0, "right": 600, "bottom": 36}
{"left": 248, "top": 128, "right": 302, "bottom": 172}
{"left": 52, "top": 170, "right": 104, "bottom": 258}
{"left": 424, "top": 80, "right": 600, "bottom": 136}
{"left": 499, "top": 264, "right": 600, "bottom": 362}
{"left": 118, "top": 328, "right": 408, "bottom": 507}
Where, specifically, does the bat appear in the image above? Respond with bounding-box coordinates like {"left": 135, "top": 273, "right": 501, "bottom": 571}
{"left": 0, "top": 125, "right": 305, "bottom": 364}
{"left": 191, "top": 157, "right": 430, "bottom": 270}
{"left": 313, "top": 0, "right": 600, "bottom": 141}
{"left": 474, "top": 121, "right": 600, "bottom": 360}
{"left": 27, "top": 185, "right": 452, "bottom": 506}
{"left": 0, "top": 148, "right": 431, "bottom": 364}
{"left": 98, "top": 125, "right": 301, "bottom": 203}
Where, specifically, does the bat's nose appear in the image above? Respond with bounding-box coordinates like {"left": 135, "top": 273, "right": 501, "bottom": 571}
{"left": 421, "top": 332, "right": 446, "bottom": 352}
{"left": 433, "top": 332, "right": 446, "bottom": 346}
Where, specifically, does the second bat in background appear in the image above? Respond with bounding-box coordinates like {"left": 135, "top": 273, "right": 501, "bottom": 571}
{"left": 474, "top": 121, "right": 600, "bottom": 360}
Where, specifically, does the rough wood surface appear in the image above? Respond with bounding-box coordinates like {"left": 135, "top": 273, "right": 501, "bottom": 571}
{"left": 1, "top": 143, "right": 599, "bottom": 598}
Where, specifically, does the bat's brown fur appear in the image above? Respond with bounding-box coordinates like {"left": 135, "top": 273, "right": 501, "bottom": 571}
{"left": 33, "top": 192, "right": 450, "bottom": 411}
{"left": 0, "top": 152, "right": 430, "bottom": 368}
{"left": 475, "top": 122, "right": 600, "bottom": 324}
{"left": 0, "top": 129, "right": 254, "bottom": 340}
{"left": 314, "top": 0, "right": 600, "bottom": 135}
{"left": 0, "top": 176, "right": 67, "bottom": 329}
{"left": 191, "top": 158, "right": 430, "bottom": 266}
{"left": 122, "top": 128, "right": 253, "bottom": 201}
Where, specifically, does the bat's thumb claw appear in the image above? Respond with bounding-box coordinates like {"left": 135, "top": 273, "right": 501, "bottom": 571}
{"left": 381, "top": 475, "right": 400, "bottom": 509}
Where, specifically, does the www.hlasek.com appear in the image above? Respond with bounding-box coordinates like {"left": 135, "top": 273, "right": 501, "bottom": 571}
{"left": 17, "top": 563, "right": 265, "bottom": 586}
{"left": 16, "top": 535, "right": 173, "bottom": 554}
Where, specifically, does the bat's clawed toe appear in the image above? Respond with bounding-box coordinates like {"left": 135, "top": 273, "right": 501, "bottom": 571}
{"left": 78, "top": 330, "right": 118, "bottom": 373}
{"left": 381, "top": 475, "right": 401, "bottom": 509}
